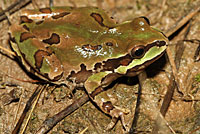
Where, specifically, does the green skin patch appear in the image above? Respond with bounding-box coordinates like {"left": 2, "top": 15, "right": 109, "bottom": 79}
{"left": 115, "top": 45, "right": 166, "bottom": 74}
{"left": 86, "top": 71, "right": 111, "bottom": 93}
{"left": 40, "top": 58, "right": 51, "bottom": 74}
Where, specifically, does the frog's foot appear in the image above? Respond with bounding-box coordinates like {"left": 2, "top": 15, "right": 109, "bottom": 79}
{"left": 106, "top": 106, "right": 130, "bottom": 131}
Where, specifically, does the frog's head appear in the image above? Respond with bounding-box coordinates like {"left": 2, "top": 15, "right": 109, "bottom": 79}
{"left": 114, "top": 17, "right": 168, "bottom": 75}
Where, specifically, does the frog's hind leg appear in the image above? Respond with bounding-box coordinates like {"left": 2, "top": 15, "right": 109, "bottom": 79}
{"left": 92, "top": 88, "right": 129, "bottom": 130}
{"left": 85, "top": 72, "right": 129, "bottom": 130}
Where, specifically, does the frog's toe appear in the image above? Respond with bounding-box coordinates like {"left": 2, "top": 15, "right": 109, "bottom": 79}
{"left": 106, "top": 107, "right": 129, "bottom": 130}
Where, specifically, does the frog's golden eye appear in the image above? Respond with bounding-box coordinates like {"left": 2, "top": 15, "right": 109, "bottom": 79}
{"left": 130, "top": 45, "right": 145, "bottom": 59}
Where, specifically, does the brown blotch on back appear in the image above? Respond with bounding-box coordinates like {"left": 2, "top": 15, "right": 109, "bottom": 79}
{"left": 43, "top": 33, "right": 60, "bottom": 45}
{"left": 82, "top": 44, "right": 102, "bottom": 52}
{"left": 22, "top": 25, "right": 30, "bottom": 31}
{"left": 20, "top": 16, "right": 33, "bottom": 24}
{"left": 67, "top": 64, "right": 92, "bottom": 83}
{"left": 36, "top": 20, "right": 44, "bottom": 25}
{"left": 20, "top": 32, "right": 35, "bottom": 42}
{"left": 34, "top": 50, "right": 49, "bottom": 70}
{"left": 52, "top": 12, "right": 70, "bottom": 19}
{"left": 90, "top": 13, "right": 105, "bottom": 27}
{"left": 102, "top": 101, "right": 114, "bottom": 113}
{"left": 39, "top": 8, "right": 52, "bottom": 13}
{"left": 94, "top": 62, "right": 102, "bottom": 70}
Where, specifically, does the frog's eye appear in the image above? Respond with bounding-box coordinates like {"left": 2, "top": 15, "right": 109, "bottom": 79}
{"left": 130, "top": 45, "right": 145, "bottom": 59}
{"left": 139, "top": 16, "right": 150, "bottom": 25}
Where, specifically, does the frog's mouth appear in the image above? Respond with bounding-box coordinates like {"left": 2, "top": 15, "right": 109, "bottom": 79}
{"left": 114, "top": 40, "right": 167, "bottom": 75}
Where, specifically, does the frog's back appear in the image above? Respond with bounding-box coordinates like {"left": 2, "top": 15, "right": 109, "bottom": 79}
{"left": 20, "top": 6, "right": 116, "bottom": 33}
{"left": 10, "top": 6, "right": 168, "bottom": 83}
{"left": 10, "top": 7, "right": 118, "bottom": 81}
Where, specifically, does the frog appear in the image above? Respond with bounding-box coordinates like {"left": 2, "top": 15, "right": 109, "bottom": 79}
{"left": 9, "top": 6, "right": 168, "bottom": 130}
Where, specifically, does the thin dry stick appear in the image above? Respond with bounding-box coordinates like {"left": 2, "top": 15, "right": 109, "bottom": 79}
{"left": 12, "top": 85, "right": 44, "bottom": 134}
{"left": 0, "top": 0, "right": 32, "bottom": 22}
{"left": 138, "top": 72, "right": 176, "bottom": 134}
{"left": 79, "top": 127, "right": 88, "bottom": 134}
{"left": 0, "top": 45, "right": 16, "bottom": 56}
{"left": 21, "top": 85, "right": 46, "bottom": 134}
{"left": 157, "top": 0, "right": 167, "bottom": 19}
{"left": 31, "top": 0, "right": 40, "bottom": 9}
{"left": 165, "top": 7, "right": 200, "bottom": 94}
{"left": 166, "top": 7, "right": 200, "bottom": 37}
{"left": 189, "top": 126, "right": 200, "bottom": 134}
{"left": 152, "top": 7, "right": 200, "bottom": 134}
{"left": 35, "top": 94, "right": 89, "bottom": 134}
{"left": 12, "top": 87, "right": 24, "bottom": 131}
{"left": 157, "top": 112, "right": 176, "bottom": 134}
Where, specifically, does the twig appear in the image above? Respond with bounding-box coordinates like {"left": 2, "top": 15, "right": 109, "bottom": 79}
{"left": 79, "top": 127, "right": 88, "bottom": 134}
{"left": 12, "top": 87, "right": 24, "bottom": 131}
{"left": 0, "top": 0, "right": 32, "bottom": 22}
{"left": 166, "top": 7, "right": 200, "bottom": 37}
{"left": 0, "top": 45, "right": 16, "bottom": 56}
{"left": 35, "top": 94, "right": 89, "bottom": 134}
{"left": 21, "top": 85, "right": 46, "bottom": 134}
{"left": 129, "top": 71, "right": 145, "bottom": 133}
{"left": 12, "top": 85, "right": 45, "bottom": 134}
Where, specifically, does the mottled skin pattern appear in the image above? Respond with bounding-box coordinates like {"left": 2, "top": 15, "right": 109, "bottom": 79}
{"left": 10, "top": 7, "right": 168, "bottom": 130}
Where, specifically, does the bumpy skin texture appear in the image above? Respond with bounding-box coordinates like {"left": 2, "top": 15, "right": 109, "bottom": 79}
{"left": 10, "top": 7, "right": 168, "bottom": 130}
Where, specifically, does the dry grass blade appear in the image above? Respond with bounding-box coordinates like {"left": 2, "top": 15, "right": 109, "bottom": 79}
{"left": 79, "top": 127, "right": 88, "bottom": 134}
{"left": 137, "top": 72, "right": 176, "bottom": 133}
{"left": 0, "top": 0, "right": 32, "bottom": 22}
{"left": 35, "top": 94, "right": 89, "bottom": 134}
{"left": 165, "top": 6, "right": 200, "bottom": 94}
{"left": 129, "top": 72, "right": 144, "bottom": 133}
{"left": 189, "top": 126, "right": 200, "bottom": 134}
{"left": 153, "top": 6, "right": 200, "bottom": 134}
{"left": 12, "top": 87, "right": 24, "bottom": 131}
{"left": 20, "top": 85, "right": 46, "bottom": 134}
{"left": 183, "top": 39, "right": 200, "bottom": 62}
{"left": 165, "top": 7, "right": 200, "bottom": 38}
{"left": 0, "top": 45, "right": 15, "bottom": 57}
{"left": 12, "top": 85, "right": 45, "bottom": 134}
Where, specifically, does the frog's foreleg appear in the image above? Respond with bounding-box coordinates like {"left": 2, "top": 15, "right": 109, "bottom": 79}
{"left": 85, "top": 72, "right": 129, "bottom": 130}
